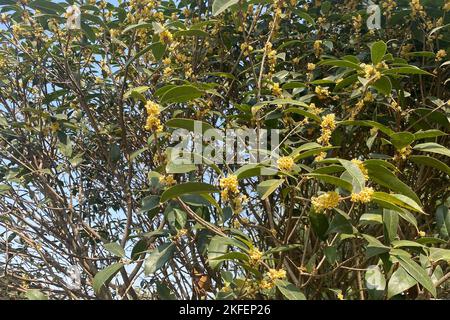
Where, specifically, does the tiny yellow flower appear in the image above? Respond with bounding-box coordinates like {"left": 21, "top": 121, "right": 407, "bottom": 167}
{"left": 268, "top": 268, "right": 286, "bottom": 281}
{"left": 220, "top": 175, "right": 239, "bottom": 201}
{"left": 311, "top": 191, "right": 340, "bottom": 212}
{"left": 277, "top": 156, "right": 295, "bottom": 172}
{"left": 271, "top": 82, "right": 282, "bottom": 97}
{"left": 350, "top": 187, "right": 374, "bottom": 203}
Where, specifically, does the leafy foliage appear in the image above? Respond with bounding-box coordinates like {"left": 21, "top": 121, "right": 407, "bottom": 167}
{"left": 0, "top": 0, "right": 449, "bottom": 300}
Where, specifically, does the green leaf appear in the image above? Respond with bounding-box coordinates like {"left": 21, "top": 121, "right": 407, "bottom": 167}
{"left": 396, "top": 255, "right": 437, "bottom": 297}
{"left": 309, "top": 210, "right": 329, "bottom": 241}
{"left": 436, "top": 205, "right": 450, "bottom": 239}
{"left": 130, "top": 147, "right": 148, "bottom": 161}
{"left": 208, "top": 236, "right": 229, "bottom": 269}
{"left": 93, "top": 262, "right": 124, "bottom": 295}
{"left": 104, "top": 242, "right": 126, "bottom": 258}
{"left": 383, "top": 209, "right": 399, "bottom": 243}
{"left": 372, "top": 192, "right": 424, "bottom": 213}
{"left": 429, "top": 248, "right": 450, "bottom": 263}
{"left": 29, "top": 0, "right": 64, "bottom": 13}
{"left": 338, "top": 159, "right": 365, "bottom": 193}
{"left": 124, "top": 86, "right": 149, "bottom": 102}
{"left": 390, "top": 132, "right": 415, "bottom": 150}
{"left": 144, "top": 243, "right": 175, "bottom": 275}
{"left": 212, "top": 0, "right": 239, "bottom": 16}
{"left": 25, "top": 289, "right": 48, "bottom": 300}
{"left": 363, "top": 234, "right": 390, "bottom": 259}
{"left": 371, "top": 41, "right": 387, "bottom": 65}
{"left": 365, "top": 163, "right": 421, "bottom": 205}
{"left": 318, "top": 59, "right": 362, "bottom": 70}
{"left": 383, "top": 66, "right": 432, "bottom": 76}
{"left": 140, "top": 195, "right": 160, "bottom": 213}
{"left": 165, "top": 118, "right": 215, "bottom": 133}
{"left": 257, "top": 179, "right": 284, "bottom": 200}
{"left": 410, "top": 155, "right": 450, "bottom": 175}
{"left": 414, "top": 129, "right": 447, "bottom": 140}
{"left": 275, "top": 280, "right": 306, "bottom": 300}
{"left": 160, "top": 182, "right": 218, "bottom": 203}
{"left": 338, "top": 120, "right": 395, "bottom": 136}
{"left": 305, "top": 173, "right": 353, "bottom": 192}
{"left": 160, "top": 85, "right": 203, "bottom": 104}
{"left": 372, "top": 76, "right": 392, "bottom": 95}
{"left": 387, "top": 267, "right": 417, "bottom": 299}
{"left": 365, "top": 265, "right": 386, "bottom": 300}
{"left": 413, "top": 142, "right": 450, "bottom": 157}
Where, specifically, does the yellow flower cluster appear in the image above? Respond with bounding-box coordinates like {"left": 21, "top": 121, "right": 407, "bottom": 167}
{"left": 307, "top": 103, "right": 323, "bottom": 115}
{"left": 360, "top": 63, "right": 381, "bottom": 82}
{"left": 271, "top": 82, "right": 282, "bottom": 97}
{"left": 352, "top": 14, "right": 362, "bottom": 34}
{"left": 268, "top": 268, "right": 287, "bottom": 281}
{"left": 315, "top": 86, "right": 330, "bottom": 100}
{"left": 445, "top": 0, "right": 450, "bottom": 11}
{"left": 159, "top": 29, "right": 173, "bottom": 45}
{"left": 410, "top": 0, "right": 426, "bottom": 18}
{"left": 351, "top": 159, "right": 369, "bottom": 180}
{"left": 240, "top": 42, "right": 254, "bottom": 56}
{"left": 144, "top": 101, "right": 163, "bottom": 133}
{"left": 317, "top": 113, "right": 336, "bottom": 146}
{"left": 277, "top": 156, "right": 295, "bottom": 172}
{"left": 313, "top": 40, "right": 323, "bottom": 57}
{"left": 219, "top": 175, "right": 239, "bottom": 201}
{"left": 436, "top": 49, "right": 447, "bottom": 62}
{"left": 350, "top": 187, "right": 374, "bottom": 203}
{"left": 249, "top": 247, "right": 263, "bottom": 264}
{"left": 259, "top": 279, "right": 274, "bottom": 290}
{"left": 159, "top": 174, "right": 176, "bottom": 186}
{"left": 394, "top": 145, "right": 412, "bottom": 160}
{"left": 311, "top": 191, "right": 340, "bottom": 212}
{"left": 307, "top": 63, "right": 316, "bottom": 72}
{"left": 382, "top": 0, "right": 397, "bottom": 18}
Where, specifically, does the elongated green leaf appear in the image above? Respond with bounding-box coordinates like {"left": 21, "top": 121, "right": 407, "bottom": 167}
{"left": 338, "top": 120, "right": 394, "bottom": 136}
{"left": 93, "top": 262, "right": 124, "bottom": 295}
{"left": 390, "top": 132, "right": 415, "bottom": 150}
{"left": 372, "top": 192, "right": 423, "bottom": 213}
{"left": 144, "top": 243, "right": 175, "bottom": 275}
{"left": 208, "top": 236, "right": 229, "bottom": 269}
{"left": 257, "top": 179, "right": 284, "bottom": 200}
{"left": 371, "top": 41, "right": 387, "bottom": 65}
{"left": 339, "top": 159, "right": 365, "bottom": 192}
{"left": 387, "top": 266, "right": 417, "bottom": 299}
{"left": 396, "top": 255, "right": 436, "bottom": 297}
{"left": 160, "top": 85, "right": 203, "bottom": 104}
{"left": 160, "top": 182, "right": 218, "bottom": 203}
{"left": 275, "top": 280, "right": 306, "bottom": 300}
{"left": 104, "top": 242, "right": 126, "bottom": 258}
{"left": 365, "top": 163, "right": 421, "bottom": 205}
{"left": 372, "top": 76, "right": 392, "bottom": 95}
{"left": 306, "top": 173, "right": 353, "bottom": 192}
{"left": 212, "top": 0, "right": 239, "bottom": 16}
{"left": 383, "top": 66, "right": 432, "bottom": 76}
{"left": 165, "top": 118, "right": 215, "bottom": 133}
{"left": 413, "top": 142, "right": 450, "bottom": 157}
{"left": 365, "top": 265, "right": 386, "bottom": 300}
{"left": 318, "top": 59, "right": 362, "bottom": 70}
{"left": 410, "top": 155, "right": 450, "bottom": 175}
{"left": 383, "top": 209, "right": 399, "bottom": 243}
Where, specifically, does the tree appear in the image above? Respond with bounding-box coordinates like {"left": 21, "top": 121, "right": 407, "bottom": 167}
{"left": 0, "top": 0, "right": 449, "bottom": 300}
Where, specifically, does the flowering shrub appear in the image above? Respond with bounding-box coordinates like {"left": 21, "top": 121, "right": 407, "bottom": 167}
{"left": 0, "top": 0, "right": 449, "bottom": 300}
